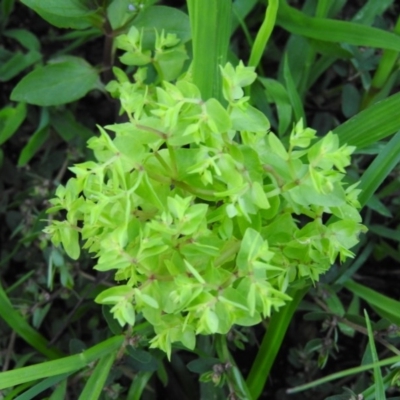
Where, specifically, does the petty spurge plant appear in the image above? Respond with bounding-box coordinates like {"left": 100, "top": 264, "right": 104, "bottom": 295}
{"left": 2, "top": 0, "right": 400, "bottom": 399}
{"left": 44, "top": 47, "right": 366, "bottom": 357}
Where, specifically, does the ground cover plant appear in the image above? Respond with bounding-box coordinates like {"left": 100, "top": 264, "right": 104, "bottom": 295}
{"left": 0, "top": 0, "right": 400, "bottom": 399}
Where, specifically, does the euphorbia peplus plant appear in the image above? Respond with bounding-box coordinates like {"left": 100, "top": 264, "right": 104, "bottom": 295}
{"left": 45, "top": 23, "right": 366, "bottom": 358}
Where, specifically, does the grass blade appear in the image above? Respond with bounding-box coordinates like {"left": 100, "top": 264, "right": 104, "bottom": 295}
{"left": 127, "top": 371, "right": 154, "bottom": 400}
{"left": 277, "top": 0, "right": 400, "bottom": 52}
{"left": 344, "top": 280, "right": 400, "bottom": 326}
{"left": 364, "top": 310, "right": 386, "bottom": 400}
{"left": 356, "top": 131, "right": 400, "bottom": 208}
{"left": 78, "top": 351, "right": 117, "bottom": 400}
{"left": 362, "top": 15, "right": 400, "bottom": 109}
{"left": 248, "top": 0, "right": 279, "bottom": 69}
{"left": 333, "top": 93, "right": 400, "bottom": 149}
{"left": 187, "top": 0, "right": 231, "bottom": 101}
{"left": 246, "top": 285, "right": 309, "bottom": 399}
{"left": 48, "top": 378, "right": 67, "bottom": 400}
{"left": 0, "top": 336, "right": 124, "bottom": 390}
{"left": 283, "top": 54, "right": 305, "bottom": 123}
{"left": 14, "top": 373, "right": 70, "bottom": 400}
{"left": 287, "top": 355, "right": 400, "bottom": 394}
{"left": 0, "top": 282, "right": 63, "bottom": 360}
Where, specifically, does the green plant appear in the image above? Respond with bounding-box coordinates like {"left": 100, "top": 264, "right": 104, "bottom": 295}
{"left": 1, "top": 0, "right": 400, "bottom": 399}
{"left": 44, "top": 48, "right": 366, "bottom": 358}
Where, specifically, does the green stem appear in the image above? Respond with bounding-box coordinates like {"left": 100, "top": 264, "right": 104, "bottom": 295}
{"left": 246, "top": 285, "right": 309, "bottom": 399}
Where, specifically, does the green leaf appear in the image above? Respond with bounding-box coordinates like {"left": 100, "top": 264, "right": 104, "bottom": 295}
{"left": 277, "top": 1, "right": 400, "bottom": 52}
{"left": 134, "top": 6, "right": 191, "bottom": 50}
{"left": 205, "top": 98, "right": 231, "bottom": 133}
{"left": 20, "top": 0, "right": 95, "bottom": 29}
{"left": 78, "top": 351, "right": 117, "bottom": 400}
{"left": 0, "top": 50, "right": 42, "bottom": 82}
{"left": 102, "top": 305, "right": 123, "bottom": 335}
{"left": 0, "top": 102, "right": 27, "bottom": 145}
{"left": 188, "top": 0, "right": 231, "bottom": 101}
{"left": 186, "top": 357, "right": 221, "bottom": 373}
{"left": 18, "top": 108, "right": 50, "bottom": 166}
{"left": 50, "top": 109, "right": 93, "bottom": 142}
{"left": 268, "top": 132, "right": 288, "bottom": 160}
{"left": 344, "top": 280, "right": 400, "bottom": 326}
{"left": 364, "top": 310, "right": 386, "bottom": 400}
{"left": 323, "top": 286, "right": 345, "bottom": 317}
{"left": 334, "top": 92, "right": 400, "bottom": 149}
{"left": 126, "top": 371, "right": 154, "bottom": 400}
{"left": 341, "top": 84, "right": 361, "bottom": 118}
{"left": 0, "top": 282, "right": 63, "bottom": 360}
{"left": 48, "top": 378, "right": 67, "bottom": 400}
{"left": 107, "top": 0, "right": 139, "bottom": 30}
{"left": 15, "top": 373, "right": 71, "bottom": 400}
{"left": 95, "top": 285, "right": 134, "bottom": 305}
{"left": 0, "top": 336, "right": 124, "bottom": 390}
{"left": 21, "top": 0, "right": 93, "bottom": 17}
{"left": 230, "top": 104, "right": 270, "bottom": 132}
{"left": 0, "top": 0, "right": 15, "bottom": 28}
{"left": 287, "top": 354, "right": 400, "bottom": 394}
{"left": 283, "top": 54, "right": 305, "bottom": 124}
{"left": 352, "top": 0, "right": 394, "bottom": 25}
{"left": 127, "top": 348, "right": 153, "bottom": 364}
{"left": 247, "top": 287, "right": 308, "bottom": 399}
{"left": 155, "top": 46, "right": 188, "bottom": 81}
{"left": 59, "top": 224, "right": 80, "bottom": 260}
{"left": 259, "top": 77, "right": 292, "bottom": 135}
{"left": 4, "top": 29, "right": 41, "bottom": 51}
{"left": 11, "top": 58, "right": 100, "bottom": 106}
{"left": 357, "top": 131, "right": 400, "bottom": 208}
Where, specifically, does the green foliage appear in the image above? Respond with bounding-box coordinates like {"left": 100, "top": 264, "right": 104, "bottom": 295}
{"left": 1, "top": 0, "right": 400, "bottom": 398}
{"left": 45, "top": 40, "right": 365, "bottom": 356}
{"left": 10, "top": 57, "right": 101, "bottom": 106}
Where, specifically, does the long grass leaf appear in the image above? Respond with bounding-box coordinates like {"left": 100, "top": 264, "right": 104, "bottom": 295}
{"left": 0, "top": 282, "right": 63, "bottom": 360}
{"left": 0, "top": 336, "right": 124, "bottom": 390}
{"left": 357, "top": 131, "right": 400, "bottom": 208}
{"left": 246, "top": 285, "right": 309, "bottom": 399}
{"left": 187, "top": 0, "right": 231, "bottom": 101}
{"left": 364, "top": 310, "right": 386, "bottom": 400}
{"left": 277, "top": 0, "right": 400, "bottom": 51}
{"left": 283, "top": 54, "right": 305, "bottom": 123}
{"left": 127, "top": 371, "right": 154, "bottom": 400}
{"left": 344, "top": 280, "right": 400, "bottom": 326}
{"left": 362, "top": 370, "right": 398, "bottom": 400}
{"left": 352, "top": 0, "right": 395, "bottom": 26}
{"left": 362, "top": 15, "right": 400, "bottom": 109}
{"left": 248, "top": 0, "right": 279, "bottom": 69}
{"left": 48, "top": 378, "right": 67, "bottom": 400}
{"left": 334, "top": 93, "right": 400, "bottom": 149}
{"left": 15, "top": 373, "right": 70, "bottom": 400}
{"left": 78, "top": 351, "right": 117, "bottom": 400}
{"left": 287, "top": 354, "right": 400, "bottom": 394}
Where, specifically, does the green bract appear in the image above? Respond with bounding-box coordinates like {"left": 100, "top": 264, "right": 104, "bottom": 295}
{"left": 45, "top": 30, "right": 366, "bottom": 358}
